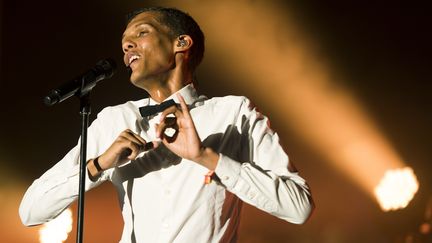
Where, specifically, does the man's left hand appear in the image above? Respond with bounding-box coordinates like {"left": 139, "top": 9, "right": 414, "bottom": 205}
{"left": 155, "top": 93, "right": 219, "bottom": 170}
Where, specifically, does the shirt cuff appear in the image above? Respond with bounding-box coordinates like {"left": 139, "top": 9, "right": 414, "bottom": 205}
{"left": 214, "top": 154, "right": 242, "bottom": 189}
{"left": 64, "top": 163, "right": 104, "bottom": 192}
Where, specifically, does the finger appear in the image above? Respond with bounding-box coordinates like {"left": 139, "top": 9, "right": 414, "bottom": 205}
{"left": 123, "top": 134, "right": 153, "bottom": 153}
{"left": 155, "top": 117, "right": 178, "bottom": 139}
{"left": 176, "top": 93, "right": 192, "bottom": 119}
{"left": 159, "top": 105, "right": 179, "bottom": 123}
{"left": 155, "top": 122, "right": 163, "bottom": 139}
{"left": 125, "top": 130, "right": 148, "bottom": 148}
{"left": 111, "top": 139, "right": 137, "bottom": 162}
{"left": 124, "top": 140, "right": 142, "bottom": 160}
{"left": 157, "top": 128, "right": 171, "bottom": 146}
{"left": 116, "top": 131, "right": 148, "bottom": 158}
{"left": 120, "top": 130, "right": 146, "bottom": 148}
{"left": 119, "top": 129, "right": 142, "bottom": 143}
{"left": 157, "top": 105, "right": 178, "bottom": 137}
{"left": 161, "top": 127, "right": 178, "bottom": 143}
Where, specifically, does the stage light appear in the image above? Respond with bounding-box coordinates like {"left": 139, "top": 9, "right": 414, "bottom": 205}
{"left": 374, "top": 167, "right": 419, "bottom": 211}
{"left": 39, "top": 208, "right": 73, "bottom": 243}
{"left": 179, "top": 0, "right": 419, "bottom": 209}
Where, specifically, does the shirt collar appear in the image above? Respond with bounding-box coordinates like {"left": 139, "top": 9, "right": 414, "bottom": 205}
{"left": 147, "top": 83, "right": 199, "bottom": 106}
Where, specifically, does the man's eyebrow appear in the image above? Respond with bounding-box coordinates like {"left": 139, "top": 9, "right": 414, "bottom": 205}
{"left": 122, "top": 23, "right": 155, "bottom": 39}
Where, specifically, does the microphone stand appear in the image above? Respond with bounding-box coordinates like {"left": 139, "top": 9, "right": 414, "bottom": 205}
{"left": 44, "top": 58, "right": 116, "bottom": 243}
{"left": 76, "top": 93, "right": 91, "bottom": 243}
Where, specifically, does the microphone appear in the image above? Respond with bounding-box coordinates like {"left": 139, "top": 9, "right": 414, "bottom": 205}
{"left": 44, "top": 58, "right": 117, "bottom": 106}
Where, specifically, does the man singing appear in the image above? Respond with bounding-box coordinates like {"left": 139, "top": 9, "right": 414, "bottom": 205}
{"left": 20, "top": 7, "right": 314, "bottom": 242}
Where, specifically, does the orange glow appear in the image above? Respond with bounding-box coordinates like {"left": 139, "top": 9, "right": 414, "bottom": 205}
{"left": 0, "top": 183, "right": 40, "bottom": 243}
{"left": 178, "top": 1, "right": 416, "bottom": 203}
{"left": 0, "top": 180, "right": 122, "bottom": 243}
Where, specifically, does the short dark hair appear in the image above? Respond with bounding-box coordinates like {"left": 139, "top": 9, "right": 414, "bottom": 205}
{"left": 126, "top": 7, "right": 205, "bottom": 71}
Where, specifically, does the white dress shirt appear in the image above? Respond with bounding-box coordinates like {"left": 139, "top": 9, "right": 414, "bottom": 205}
{"left": 19, "top": 84, "right": 313, "bottom": 243}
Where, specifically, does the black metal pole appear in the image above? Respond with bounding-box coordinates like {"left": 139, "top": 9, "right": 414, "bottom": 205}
{"left": 76, "top": 94, "right": 91, "bottom": 243}
{"left": 42, "top": 58, "right": 115, "bottom": 243}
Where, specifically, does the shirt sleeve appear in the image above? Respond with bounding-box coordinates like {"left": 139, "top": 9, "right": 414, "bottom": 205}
{"left": 19, "top": 115, "right": 111, "bottom": 226}
{"left": 214, "top": 97, "right": 314, "bottom": 224}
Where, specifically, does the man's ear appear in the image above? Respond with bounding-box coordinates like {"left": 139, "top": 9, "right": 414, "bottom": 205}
{"left": 174, "top": 35, "right": 193, "bottom": 52}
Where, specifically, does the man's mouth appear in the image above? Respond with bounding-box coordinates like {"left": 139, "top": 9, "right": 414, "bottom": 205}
{"left": 126, "top": 53, "right": 141, "bottom": 67}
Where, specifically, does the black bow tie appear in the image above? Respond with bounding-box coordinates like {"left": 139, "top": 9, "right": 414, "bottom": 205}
{"left": 139, "top": 99, "right": 176, "bottom": 118}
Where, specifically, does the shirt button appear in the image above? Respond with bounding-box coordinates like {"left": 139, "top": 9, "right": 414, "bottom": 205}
{"left": 223, "top": 176, "right": 230, "bottom": 181}
{"left": 165, "top": 189, "right": 171, "bottom": 195}
{"left": 247, "top": 191, "right": 256, "bottom": 199}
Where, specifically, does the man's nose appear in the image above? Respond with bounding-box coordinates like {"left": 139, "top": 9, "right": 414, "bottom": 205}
{"left": 122, "top": 39, "right": 136, "bottom": 53}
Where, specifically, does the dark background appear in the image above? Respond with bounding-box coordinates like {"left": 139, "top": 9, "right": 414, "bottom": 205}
{"left": 1, "top": 1, "right": 431, "bottom": 242}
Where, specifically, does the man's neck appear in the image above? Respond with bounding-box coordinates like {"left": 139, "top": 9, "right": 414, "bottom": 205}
{"left": 147, "top": 82, "right": 186, "bottom": 103}
{"left": 147, "top": 67, "right": 193, "bottom": 102}
{"left": 141, "top": 58, "right": 193, "bottom": 103}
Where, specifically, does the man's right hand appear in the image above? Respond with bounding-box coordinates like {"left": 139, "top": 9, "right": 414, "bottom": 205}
{"left": 87, "top": 129, "right": 153, "bottom": 178}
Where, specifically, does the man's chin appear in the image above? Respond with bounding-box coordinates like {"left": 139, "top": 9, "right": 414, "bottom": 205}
{"left": 130, "top": 78, "right": 142, "bottom": 88}
{"left": 129, "top": 71, "right": 141, "bottom": 84}
{"left": 129, "top": 75, "right": 148, "bottom": 90}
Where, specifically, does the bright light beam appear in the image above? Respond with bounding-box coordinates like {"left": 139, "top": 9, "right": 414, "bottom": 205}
{"left": 179, "top": 0, "right": 419, "bottom": 209}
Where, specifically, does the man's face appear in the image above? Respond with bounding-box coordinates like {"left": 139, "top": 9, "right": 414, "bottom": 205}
{"left": 122, "top": 12, "right": 176, "bottom": 88}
